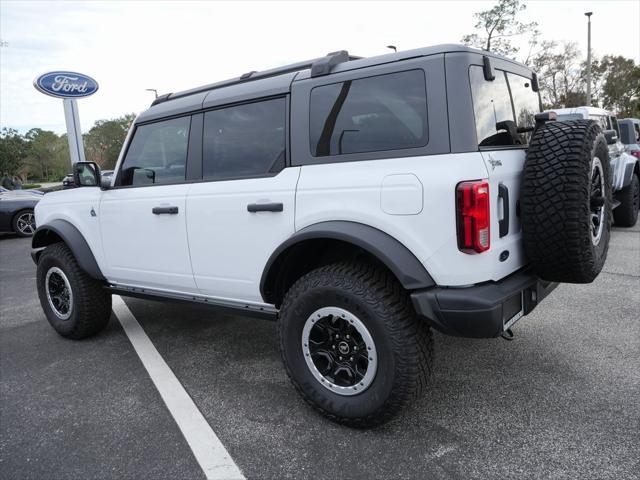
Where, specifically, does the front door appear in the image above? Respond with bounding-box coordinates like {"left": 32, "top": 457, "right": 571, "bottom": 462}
{"left": 100, "top": 115, "right": 197, "bottom": 293}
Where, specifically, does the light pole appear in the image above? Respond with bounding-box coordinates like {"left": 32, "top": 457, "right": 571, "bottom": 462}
{"left": 585, "top": 12, "right": 593, "bottom": 106}
{"left": 146, "top": 88, "right": 158, "bottom": 99}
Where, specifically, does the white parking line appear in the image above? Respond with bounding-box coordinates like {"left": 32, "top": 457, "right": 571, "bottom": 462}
{"left": 112, "top": 295, "right": 245, "bottom": 480}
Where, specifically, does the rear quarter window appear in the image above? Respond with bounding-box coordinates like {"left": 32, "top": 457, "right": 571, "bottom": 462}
{"left": 309, "top": 69, "right": 428, "bottom": 157}
{"left": 469, "top": 66, "right": 541, "bottom": 147}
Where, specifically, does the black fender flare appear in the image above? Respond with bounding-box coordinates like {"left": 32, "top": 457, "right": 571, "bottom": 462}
{"left": 260, "top": 221, "right": 435, "bottom": 303}
{"left": 31, "top": 219, "right": 105, "bottom": 281}
{"left": 621, "top": 159, "right": 639, "bottom": 189}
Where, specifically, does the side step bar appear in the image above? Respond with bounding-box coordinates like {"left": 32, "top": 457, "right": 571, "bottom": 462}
{"left": 106, "top": 284, "right": 277, "bottom": 320}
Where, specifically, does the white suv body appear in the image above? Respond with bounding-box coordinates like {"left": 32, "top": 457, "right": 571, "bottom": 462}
{"left": 35, "top": 46, "right": 539, "bottom": 319}
{"left": 38, "top": 45, "right": 618, "bottom": 426}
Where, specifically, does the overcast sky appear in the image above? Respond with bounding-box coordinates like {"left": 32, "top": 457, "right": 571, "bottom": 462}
{"left": 1, "top": 0, "right": 639, "bottom": 134}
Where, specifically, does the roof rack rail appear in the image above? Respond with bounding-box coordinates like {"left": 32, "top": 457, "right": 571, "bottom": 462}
{"left": 151, "top": 50, "right": 360, "bottom": 107}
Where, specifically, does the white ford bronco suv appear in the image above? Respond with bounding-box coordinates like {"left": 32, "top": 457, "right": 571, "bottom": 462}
{"left": 32, "top": 45, "right": 612, "bottom": 427}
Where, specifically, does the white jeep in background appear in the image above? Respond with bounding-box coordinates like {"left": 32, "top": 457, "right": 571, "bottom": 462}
{"left": 31, "top": 45, "right": 613, "bottom": 427}
{"left": 551, "top": 106, "right": 639, "bottom": 226}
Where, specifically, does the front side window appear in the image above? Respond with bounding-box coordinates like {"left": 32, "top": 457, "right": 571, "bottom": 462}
{"left": 118, "top": 116, "right": 190, "bottom": 187}
{"left": 203, "top": 97, "right": 286, "bottom": 180}
{"left": 309, "top": 70, "right": 428, "bottom": 156}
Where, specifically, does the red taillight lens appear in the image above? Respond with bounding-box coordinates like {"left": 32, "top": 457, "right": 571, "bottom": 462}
{"left": 632, "top": 150, "right": 640, "bottom": 159}
{"left": 456, "top": 181, "right": 490, "bottom": 253}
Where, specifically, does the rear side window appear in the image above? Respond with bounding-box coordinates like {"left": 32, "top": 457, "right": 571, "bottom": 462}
{"left": 309, "top": 70, "right": 428, "bottom": 156}
{"left": 470, "top": 66, "right": 541, "bottom": 147}
{"left": 119, "top": 116, "right": 191, "bottom": 187}
{"left": 203, "top": 97, "right": 286, "bottom": 180}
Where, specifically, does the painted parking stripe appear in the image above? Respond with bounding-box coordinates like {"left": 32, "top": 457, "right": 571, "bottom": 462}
{"left": 112, "top": 295, "right": 245, "bottom": 480}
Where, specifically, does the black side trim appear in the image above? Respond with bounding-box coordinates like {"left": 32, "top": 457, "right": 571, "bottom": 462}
{"left": 498, "top": 183, "right": 510, "bottom": 237}
{"left": 31, "top": 219, "right": 105, "bottom": 281}
{"left": 106, "top": 285, "right": 277, "bottom": 321}
{"left": 483, "top": 55, "right": 495, "bottom": 81}
{"left": 531, "top": 72, "right": 539, "bottom": 92}
{"left": 260, "top": 221, "right": 435, "bottom": 302}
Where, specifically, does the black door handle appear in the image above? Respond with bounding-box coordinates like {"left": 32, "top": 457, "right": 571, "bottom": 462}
{"left": 498, "top": 184, "right": 509, "bottom": 237}
{"left": 247, "top": 202, "right": 283, "bottom": 213}
{"left": 152, "top": 206, "right": 179, "bottom": 215}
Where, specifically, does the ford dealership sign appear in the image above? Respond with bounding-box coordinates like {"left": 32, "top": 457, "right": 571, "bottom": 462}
{"left": 33, "top": 71, "right": 99, "bottom": 98}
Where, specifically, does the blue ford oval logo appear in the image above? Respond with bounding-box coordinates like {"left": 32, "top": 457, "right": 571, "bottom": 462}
{"left": 33, "top": 71, "right": 99, "bottom": 98}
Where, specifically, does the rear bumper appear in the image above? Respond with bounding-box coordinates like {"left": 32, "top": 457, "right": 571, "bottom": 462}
{"left": 411, "top": 269, "right": 558, "bottom": 338}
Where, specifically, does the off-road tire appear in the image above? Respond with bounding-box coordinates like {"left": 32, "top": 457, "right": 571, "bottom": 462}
{"left": 36, "top": 242, "right": 112, "bottom": 339}
{"left": 521, "top": 120, "right": 612, "bottom": 283}
{"left": 613, "top": 173, "right": 639, "bottom": 227}
{"left": 278, "top": 261, "right": 433, "bottom": 428}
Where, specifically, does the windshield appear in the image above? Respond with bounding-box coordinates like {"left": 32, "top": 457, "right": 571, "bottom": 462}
{"left": 556, "top": 114, "right": 584, "bottom": 121}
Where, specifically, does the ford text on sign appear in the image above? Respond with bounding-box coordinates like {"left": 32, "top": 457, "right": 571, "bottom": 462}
{"left": 34, "top": 71, "right": 99, "bottom": 99}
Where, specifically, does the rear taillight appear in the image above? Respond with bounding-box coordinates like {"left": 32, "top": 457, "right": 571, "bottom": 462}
{"left": 456, "top": 181, "right": 490, "bottom": 253}
{"left": 632, "top": 151, "right": 640, "bottom": 159}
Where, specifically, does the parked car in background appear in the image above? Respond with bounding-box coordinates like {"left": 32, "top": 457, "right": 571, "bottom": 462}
{"left": 619, "top": 118, "right": 640, "bottom": 158}
{"left": 62, "top": 174, "right": 75, "bottom": 189}
{"left": 549, "top": 107, "right": 639, "bottom": 227}
{"left": 0, "top": 186, "right": 44, "bottom": 196}
{"left": 101, "top": 170, "right": 114, "bottom": 183}
{"left": 0, "top": 190, "right": 41, "bottom": 236}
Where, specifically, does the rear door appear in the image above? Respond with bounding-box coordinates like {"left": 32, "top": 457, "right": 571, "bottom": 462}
{"left": 468, "top": 65, "right": 542, "bottom": 279}
{"left": 185, "top": 96, "right": 299, "bottom": 304}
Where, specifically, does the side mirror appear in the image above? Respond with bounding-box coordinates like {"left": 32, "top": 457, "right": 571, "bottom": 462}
{"left": 604, "top": 130, "right": 618, "bottom": 145}
{"left": 73, "top": 162, "right": 100, "bottom": 187}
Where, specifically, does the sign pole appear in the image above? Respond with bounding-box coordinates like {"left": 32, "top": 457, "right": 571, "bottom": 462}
{"left": 62, "top": 98, "right": 86, "bottom": 167}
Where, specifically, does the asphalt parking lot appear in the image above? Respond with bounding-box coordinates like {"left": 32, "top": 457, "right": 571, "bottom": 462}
{"left": 1, "top": 225, "right": 639, "bottom": 480}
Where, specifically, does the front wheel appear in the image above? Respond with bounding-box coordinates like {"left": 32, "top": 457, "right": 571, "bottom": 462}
{"left": 36, "top": 243, "right": 112, "bottom": 339}
{"left": 278, "top": 262, "right": 433, "bottom": 428}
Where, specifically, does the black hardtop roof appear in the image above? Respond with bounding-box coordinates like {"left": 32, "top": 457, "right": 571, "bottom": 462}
{"left": 137, "top": 44, "right": 531, "bottom": 123}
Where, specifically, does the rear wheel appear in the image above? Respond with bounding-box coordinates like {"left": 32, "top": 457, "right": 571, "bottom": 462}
{"left": 278, "top": 261, "right": 433, "bottom": 428}
{"left": 36, "top": 243, "right": 112, "bottom": 339}
{"left": 613, "top": 174, "right": 639, "bottom": 227}
{"left": 12, "top": 209, "right": 36, "bottom": 237}
{"left": 521, "top": 120, "right": 612, "bottom": 283}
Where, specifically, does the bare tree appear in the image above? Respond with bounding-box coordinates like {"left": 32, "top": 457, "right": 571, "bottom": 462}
{"left": 461, "top": 0, "right": 538, "bottom": 58}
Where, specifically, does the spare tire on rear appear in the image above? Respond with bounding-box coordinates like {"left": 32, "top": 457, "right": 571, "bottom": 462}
{"left": 521, "top": 120, "right": 611, "bottom": 283}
